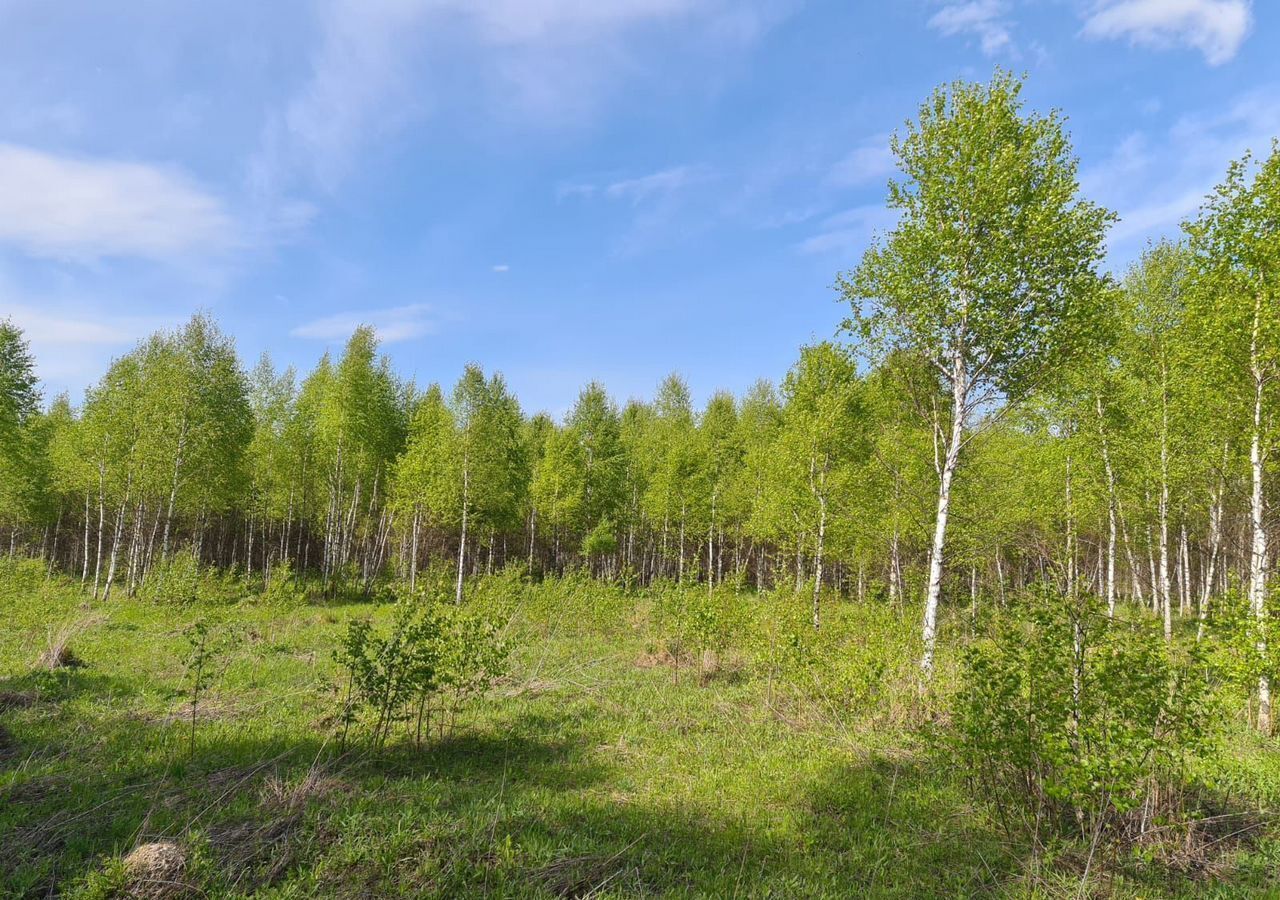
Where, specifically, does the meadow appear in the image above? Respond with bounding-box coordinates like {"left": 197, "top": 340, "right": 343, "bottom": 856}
{"left": 3, "top": 559, "right": 1280, "bottom": 899}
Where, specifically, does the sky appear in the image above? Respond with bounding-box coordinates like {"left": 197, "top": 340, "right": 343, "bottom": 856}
{"left": 2, "top": 0, "right": 1277, "bottom": 417}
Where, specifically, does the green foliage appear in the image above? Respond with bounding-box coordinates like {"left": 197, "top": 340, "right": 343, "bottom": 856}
{"left": 1202, "top": 585, "right": 1280, "bottom": 719}
{"left": 954, "top": 587, "right": 1214, "bottom": 843}
{"left": 135, "top": 553, "right": 243, "bottom": 606}
{"left": 842, "top": 70, "right": 1113, "bottom": 400}
{"left": 261, "top": 557, "right": 307, "bottom": 606}
{"left": 335, "top": 594, "right": 508, "bottom": 750}
{"left": 180, "top": 619, "right": 235, "bottom": 758}
{"left": 580, "top": 518, "right": 617, "bottom": 558}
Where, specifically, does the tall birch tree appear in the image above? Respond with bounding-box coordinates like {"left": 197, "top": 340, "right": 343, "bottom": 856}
{"left": 840, "top": 71, "right": 1112, "bottom": 674}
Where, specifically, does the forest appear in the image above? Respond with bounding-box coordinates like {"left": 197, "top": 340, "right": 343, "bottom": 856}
{"left": 2, "top": 72, "right": 1280, "bottom": 897}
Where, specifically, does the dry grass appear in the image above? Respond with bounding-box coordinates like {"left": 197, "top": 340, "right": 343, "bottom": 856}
{"left": 123, "top": 841, "right": 191, "bottom": 898}
{"left": 35, "top": 613, "right": 104, "bottom": 670}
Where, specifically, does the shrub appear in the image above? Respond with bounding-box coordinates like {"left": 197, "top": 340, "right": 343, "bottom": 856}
{"left": 261, "top": 558, "right": 307, "bottom": 606}
{"left": 0, "top": 555, "right": 47, "bottom": 600}
{"left": 138, "top": 552, "right": 243, "bottom": 605}
{"left": 953, "top": 587, "right": 1214, "bottom": 847}
{"left": 1201, "top": 585, "right": 1280, "bottom": 729}
{"left": 334, "top": 594, "right": 508, "bottom": 750}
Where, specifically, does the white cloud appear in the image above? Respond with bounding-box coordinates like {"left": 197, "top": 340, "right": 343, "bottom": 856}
{"left": 0, "top": 143, "right": 234, "bottom": 262}
{"left": 5, "top": 303, "right": 138, "bottom": 346}
{"left": 605, "top": 166, "right": 711, "bottom": 203}
{"left": 260, "top": 0, "right": 776, "bottom": 193}
{"left": 1081, "top": 0, "right": 1252, "bottom": 66}
{"left": 425, "top": 0, "right": 704, "bottom": 45}
{"left": 272, "top": 0, "right": 433, "bottom": 192}
{"left": 1, "top": 295, "right": 179, "bottom": 387}
{"left": 1108, "top": 187, "right": 1210, "bottom": 244}
{"left": 492, "top": 263, "right": 510, "bottom": 272}
{"left": 291, "top": 302, "right": 437, "bottom": 343}
{"left": 927, "top": 1, "right": 1014, "bottom": 56}
{"left": 827, "top": 134, "right": 895, "bottom": 187}
{"left": 796, "top": 205, "right": 897, "bottom": 256}
{"left": 1081, "top": 86, "right": 1280, "bottom": 258}
{"left": 560, "top": 165, "right": 712, "bottom": 204}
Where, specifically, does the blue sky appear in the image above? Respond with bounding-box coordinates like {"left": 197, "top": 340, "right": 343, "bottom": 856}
{"left": 2, "top": 0, "right": 1277, "bottom": 416}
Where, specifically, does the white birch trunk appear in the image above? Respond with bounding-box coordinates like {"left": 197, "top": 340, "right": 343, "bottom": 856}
{"left": 921, "top": 358, "right": 967, "bottom": 676}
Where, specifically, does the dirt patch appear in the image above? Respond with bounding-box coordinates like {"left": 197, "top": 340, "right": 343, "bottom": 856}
{"left": 149, "top": 697, "right": 240, "bottom": 727}
{"left": 0, "top": 724, "right": 16, "bottom": 762}
{"left": 634, "top": 647, "right": 688, "bottom": 669}
{"left": 0, "top": 689, "right": 39, "bottom": 711}
{"left": 123, "top": 841, "right": 191, "bottom": 898}
{"left": 0, "top": 774, "right": 70, "bottom": 805}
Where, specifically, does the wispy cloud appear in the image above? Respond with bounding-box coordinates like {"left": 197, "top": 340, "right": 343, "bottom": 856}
{"left": 257, "top": 0, "right": 779, "bottom": 196}
{"left": 1, "top": 290, "right": 180, "bottom": 386}
{"left": 492, "top": 263, "right": 510, "bottom": 273}
{"left": 0, "top": 143, "right": 234, "bottom": 263}
{"left": 559, "top": 165, "right": 713, "bottom": 204}
{"left": 796, "top": 204, "right": 897, "bottom": 257}
{"left": 1082, "top": 85, "right": 1280, "bottom": 257}
{"left": 426, "top": 0, "right": 706, "bottom": 45}
{"left": 609, "top": 166, "right": 713, "bottom": 203}
{"left": 1081, "top": 0, "right": 1252, "bottom": 66}
{"left": 927, "top": 1, "right": 1015, "bottom": 56}
{"left": 291, "top": 302, "right": 438, "bottom": 343}
{"left": 826, "top": 134, "right": 895, "bottom": 187}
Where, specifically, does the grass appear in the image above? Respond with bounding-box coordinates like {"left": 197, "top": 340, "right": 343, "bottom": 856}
{"left": 2, "top": 560, "right": 1279, "bottom": 898}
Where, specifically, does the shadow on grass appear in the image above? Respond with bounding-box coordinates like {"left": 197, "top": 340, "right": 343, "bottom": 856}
{"left": 8, "top": 664, "right": 1252, "bottom": 898}
{"left": 1, "top": 669, "right": 1014, "bottom": 899}
{"left": 0, "top": 669, "right": 614, "bottom": 898}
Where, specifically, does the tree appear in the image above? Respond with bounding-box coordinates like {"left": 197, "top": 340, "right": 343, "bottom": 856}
{"left": 1116, "top": 243, "right": 1194, "bottom": 639}
{"left": 644, "top": 375, "right": 698, "bottom": 582}
{"left": 0, "top": 320, "right": 41, "bottom": 542}
{"left": 776, "top": 343, "right": 867, "bottom": 627}
{"left": 393, "top": 384, "right": 459, "bottom": 592}
{"left": 695, "top": 391, "right": 741, "bottom": 591}
{"left": 531, "top": 425, "right": 585, "bottom": 569}
{"left": 1186, "top": 143, "right": 1280, "bottom": 732}
{"left": 451, "top": 365, "right": 526, "bottom": 602}
{"left": 840, "top": 71, "right": 1113, "bottom": 675}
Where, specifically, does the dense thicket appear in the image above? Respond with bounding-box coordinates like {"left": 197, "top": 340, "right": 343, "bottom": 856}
{"left": 1, "top": 73, "right": 1277, "bottom": 723}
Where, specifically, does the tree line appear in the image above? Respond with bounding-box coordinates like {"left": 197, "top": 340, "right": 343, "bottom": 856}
{"left": 1, "top": 71, "right": 1277, "bottom": 719}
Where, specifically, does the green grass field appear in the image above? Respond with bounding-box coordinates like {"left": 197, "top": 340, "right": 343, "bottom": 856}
{"left": 3, "top": 562, "right": 1279, "bottom": 898}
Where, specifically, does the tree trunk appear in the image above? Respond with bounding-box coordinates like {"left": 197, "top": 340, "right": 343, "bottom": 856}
{"left": 1249, "top": 359, "right": 1270, "bottom": 733}
{"left": 1198, "top": 459, "right": 1225, "bottom": 641}
{"left": 1096, "top": 395, "right": 1118, "bottom": 616}
{"left": 813, "top": 491, "right": 826, "bottom": 630}
{"left": 455, "top": 466, "right": 469, "bottom": 605}
{"left": 922, "top": 360, "right": 967, "bottom": 677}
{"left": 1159, "top": 381, "right": 1172, "bottom": 641}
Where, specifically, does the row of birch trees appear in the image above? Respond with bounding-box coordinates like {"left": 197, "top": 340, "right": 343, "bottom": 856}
{"left": 0, "top": 70, "right": 1277, "bottom": 718}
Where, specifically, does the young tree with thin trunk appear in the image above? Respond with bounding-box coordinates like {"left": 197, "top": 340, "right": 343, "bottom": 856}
{"left": 840, "top": 71, "right": 1113, "bottom": 675}
{"left": 1186, "top": 144, "right": 1280, "bottom": 733}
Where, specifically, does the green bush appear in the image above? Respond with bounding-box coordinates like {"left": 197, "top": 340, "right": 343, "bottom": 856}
{"left": 953, "top": 587, "right": 1214, "bottom": 845}
{"left": 335, "top": 594, "right": 508, "bottom": 750}
{"left": 0, "top": 555, "right": 48, "bottom": 600}
{"left": 1201, "top": 585, "right": 1280, "bottom": 728}
{"left": 132, "top": 552, "right": 250, "bottom": 605}
{"left": 260, "top": 558, "right": 307, "bottom": 606}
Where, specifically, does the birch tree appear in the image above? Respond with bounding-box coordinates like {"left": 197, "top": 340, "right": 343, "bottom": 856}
{"left": 840, "top": 71, "right": 1113, "bottom": 674}
{"left": 1186, "top": 144, "right": 1280, "bottom": 732}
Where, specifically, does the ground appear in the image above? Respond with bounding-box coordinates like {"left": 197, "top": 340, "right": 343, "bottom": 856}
{"left": 2, "top": 562, "right": 1278, "bottom": 898}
